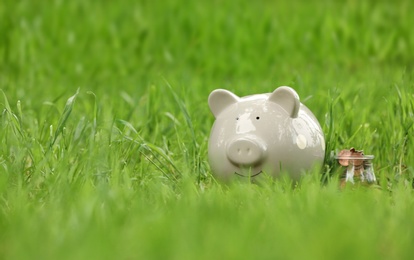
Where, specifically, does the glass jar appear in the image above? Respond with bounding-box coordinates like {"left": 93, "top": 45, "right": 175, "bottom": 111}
{"left": 334, "top": 149, "right": 376, "bottom": 186}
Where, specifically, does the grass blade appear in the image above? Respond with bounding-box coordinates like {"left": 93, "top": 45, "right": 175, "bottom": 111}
{"left": 1, "top": 90, "right": 24, "bottom": 139}
{"left": 50, "top": 88, "right": 80, "bottom": 146}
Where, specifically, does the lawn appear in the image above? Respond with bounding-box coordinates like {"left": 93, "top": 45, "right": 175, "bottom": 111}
{"left": 1, "top": 0, "right": 414, "bottom": 259}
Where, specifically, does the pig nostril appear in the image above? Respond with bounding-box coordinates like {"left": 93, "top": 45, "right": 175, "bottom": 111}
{"left": 227, "top": 138, "right": 265, "bottom": 166}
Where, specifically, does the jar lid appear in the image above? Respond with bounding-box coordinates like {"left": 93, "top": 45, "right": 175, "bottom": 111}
{"left": 334, "top": 155, "right": 374, "bottom": 160}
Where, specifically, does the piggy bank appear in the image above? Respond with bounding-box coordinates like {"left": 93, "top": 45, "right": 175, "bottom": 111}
{"left": 208, "top": 86, "right": 325, "bottom": 182}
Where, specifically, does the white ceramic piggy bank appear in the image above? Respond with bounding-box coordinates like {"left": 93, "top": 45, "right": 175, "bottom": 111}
{"left": 208, "top": 86, "right": 325, "bottom": 182}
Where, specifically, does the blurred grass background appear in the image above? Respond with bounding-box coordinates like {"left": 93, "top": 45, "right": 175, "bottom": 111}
{"left": 1, "top": 0, "right": 414, "bottom": 259}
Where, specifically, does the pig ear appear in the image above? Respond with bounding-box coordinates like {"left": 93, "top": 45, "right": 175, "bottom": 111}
{"left": 208, "top": 89, "right": 239, "bottom": 118}
{"left": 268, "top": 86, "right": 300, "bottom": 118}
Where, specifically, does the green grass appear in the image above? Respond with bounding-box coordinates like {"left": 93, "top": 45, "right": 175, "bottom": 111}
{"left": 1, "top": 0, "right": 414, "bottom": 259}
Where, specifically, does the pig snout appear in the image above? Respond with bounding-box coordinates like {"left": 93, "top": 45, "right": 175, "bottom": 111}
{"left": 226, "top": 137, "right": 266, "bottom": 166}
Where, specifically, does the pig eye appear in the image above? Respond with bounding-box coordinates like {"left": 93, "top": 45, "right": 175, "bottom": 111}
{"left": 236, "top": 117, "right": 239, "bottom": 120}
{"left": 256, "top": 116, "right": 260, "bottom": 120}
